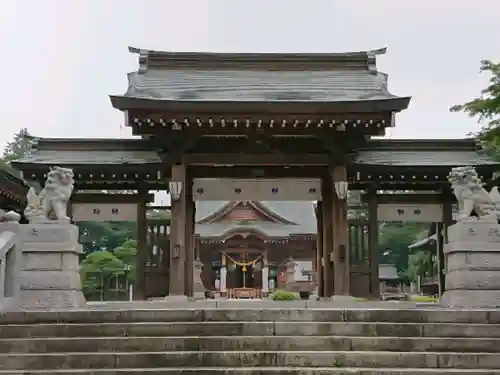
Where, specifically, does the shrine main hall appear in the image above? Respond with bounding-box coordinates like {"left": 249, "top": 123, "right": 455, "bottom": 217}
{"left": 12, "top": 46, "right": 500, "bottom": 299}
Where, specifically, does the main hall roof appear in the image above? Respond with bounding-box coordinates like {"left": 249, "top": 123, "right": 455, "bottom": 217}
{"left": 110, "top": 47, "right": 410, "bottom": 112}
{"left": 195, "top": 201, "right": 316, "bottom": 238}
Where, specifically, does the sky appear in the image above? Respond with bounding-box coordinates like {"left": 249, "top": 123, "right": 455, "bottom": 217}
{"left": 1, "top": 0, "right": 499, "bottom": 152}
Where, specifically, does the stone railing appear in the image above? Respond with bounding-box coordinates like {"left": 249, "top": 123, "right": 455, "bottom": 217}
{"left": 0, "top": 223, "right": 20, "bottom": 311}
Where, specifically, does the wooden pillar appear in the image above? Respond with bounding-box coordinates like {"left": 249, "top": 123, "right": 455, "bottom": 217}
{"left": 435, "top": 222, "right": 444, "bottom": 297}
{"left": 367, "top": 188, "right": 380, "bottom": 298}
{"left": 134, "top": 188, "right": 148, "bottom": 300}
{"left": 439, "top": 197, "right": 453, "bottom": 296}
{"left": 169, "top": 164, "right": 187, "bottom": 296}
{"left": 321, "top": 176, "right": 334, "bottom": 297}
{"left": 332, "top": 165, "right": 350, "bottom": 295}
{"left": 315, "top": 202, "right": 324, "bottom": 297}
{"left": 184, "top": 172, "right": 195, "bottom": 297}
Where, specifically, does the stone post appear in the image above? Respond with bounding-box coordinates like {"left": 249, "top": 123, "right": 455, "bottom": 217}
{"left": 285, "top": 257, "right": 297, "bottom": 292}
{"left": 192, "top": 257, "right": 205, "bottom": 300}
{"left": 441, "top": 219, "right": 500, "bottom": 308}
{"left": 219, "top": 265, "right": 227, "bottom": 297}
{"left": 261, "top": 259, "right": 269, "bottom": 297}
{"left": 311, "top": 266, "right": 318, "bottom": 297}
{"left": 18, "top": 221, "right": 86, "bottom": 309}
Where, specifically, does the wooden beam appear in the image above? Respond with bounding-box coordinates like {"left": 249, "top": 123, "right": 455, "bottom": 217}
{"left": 191, "top": 166, "right": 328, "bottom": 178}
{"left": 361, "top": 193, "right": 455, "bottom": 204}
{"left": 71, "top": 193, "right": 155, "bottom": 204}
{"left": 20, "top": 164, "right": 163, "bottom": 174}
{"left": 182, "top": 153, "right": 331, "bottom": 166}
{"left": 130, "top": 108, "right": 394, "bottom": 120}
{"left": 72, "top": 182, "right": 169, "bottom": 190}
{"left": 349, "top": 183, "right": 449, "bottom": 191}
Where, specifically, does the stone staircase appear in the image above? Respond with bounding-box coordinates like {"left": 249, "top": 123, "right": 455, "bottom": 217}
{"left": 1, "top": 307, "right": 500, "bottom": 374}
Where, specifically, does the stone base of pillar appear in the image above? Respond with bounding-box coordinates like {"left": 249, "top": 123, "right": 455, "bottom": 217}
{"left": 165, "top": 295, "right": 188, "bottom": 302}
{"left": 192, "top": 258, "right": 206, "bottom": 300}
{"left": 18, "top": 222, "right": 87, "bottom": 310}
{"left": 311, "top": 287, "right": 319, "bottom": 298}
{"left": 329, "top": 295, "right": 356, "bottom": 302}
{"left": 441, "top": 221, "right": 500, "bottom": 308}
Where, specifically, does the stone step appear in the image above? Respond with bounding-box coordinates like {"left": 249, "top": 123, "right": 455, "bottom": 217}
{"left": 2, "top": 336, "right": 500, "bottom": 353}
{"left": 1, "top": 308, "right": 500, "bottom": 325}
{"left": 1, "top": 351, "right": 500, "bottom": 370}
{"left": 1, "top": 368, "right": 500, "bottom": 375}
{"left": 2, "top": 321, "right": 500, "bottom": 338}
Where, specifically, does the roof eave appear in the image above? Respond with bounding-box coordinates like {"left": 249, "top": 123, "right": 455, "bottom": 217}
{"left": 0, "top": 170, "right": 27, "bottom": 189}
{"left": 353, "top": 161, "right": 500, "bottom": 169}
{"left": 110, "top": 95, "right": 411, "bottom": 114}
{"left": 364, "top": 138, "right": 481, "bottom": 151}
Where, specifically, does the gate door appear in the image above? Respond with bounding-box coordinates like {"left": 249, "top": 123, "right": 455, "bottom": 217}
{"left": 144, "top": 219, "right": 170, "bottom": 298}
{"left": 349, "top": 219, "right": 371, "bottom": 297}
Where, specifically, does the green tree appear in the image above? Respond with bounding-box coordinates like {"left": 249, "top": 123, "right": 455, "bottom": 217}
{"left": 80, "top": 251, "right": 125, "bottom": 300}
{"left": 3, "top": 128, "right": 33, "bottom": 162}
{"left": 1, "top": 128, "right": 34, "bottom": 176}
{"left": 113, "top": 239, "right": 137, "bottom": 266}
{"left": 450, "top": 60, "right": 500, "bottom": 156}
{"left": 77, "top": 221, "right": 137, "bottom": 253}
{"left": 378, "top": 222, "right": 429, "bottom": 276}
{"left": 407, "top": 250, "right": 435, "bottom": 282}
{"left": 113, "top": 238, "right": 137, "bottom": 284}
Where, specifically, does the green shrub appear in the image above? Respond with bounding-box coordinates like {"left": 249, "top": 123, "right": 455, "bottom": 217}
{"left": 270, "top": 290, "right": 298, "bottom": 301}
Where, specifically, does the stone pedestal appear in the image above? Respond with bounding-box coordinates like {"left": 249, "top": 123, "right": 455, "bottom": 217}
{"left": 192, "top": 258, "right": 205, "bottom": 300}
{"left": 441, "top": 220, "right": 500, "bottom": 308}
{"left": 219, "top": 265, "right": 227, "bottom": 297}
{"left": 261, "top": 265, "right": 269, "bottom": 297}
{"left": 285, "top": 257, "right": 298, "bottom": 292}
{"left": 17, "top": 221, "right": 87, "bottom": 310}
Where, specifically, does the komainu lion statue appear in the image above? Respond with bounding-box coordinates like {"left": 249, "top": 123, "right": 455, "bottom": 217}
{"left": 448, "top": 166, "right": 500, "bottom": 222}
{"left": 24, "top": 166, "right": 74, "bottom": 222}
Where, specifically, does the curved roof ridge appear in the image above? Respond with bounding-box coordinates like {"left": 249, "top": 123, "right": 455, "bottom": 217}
{"left": 128, "top": 46, "right": 387, "bottom": 58}
{"left": 127, "top": 46, "right": 387, "bottom": 73}
{"left": 196, "top": 201, "right": 237, "bottom": 224}
{"left": 252, "top": 201, "right": 296, "bottom": 225}
{"left": 219, "top": 226, "right": 271, "bottom": 241}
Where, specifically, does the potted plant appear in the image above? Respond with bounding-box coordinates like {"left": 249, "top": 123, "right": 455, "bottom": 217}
{"left": 299, "top": 290, "right": 311, "bottom": 300}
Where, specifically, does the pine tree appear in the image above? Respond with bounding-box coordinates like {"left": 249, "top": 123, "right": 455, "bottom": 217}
{"left": 3, "top": 128, "right": 33, "bottom": 162}
{"left": 0, "top": 128, "right": 34, "bottom": 176}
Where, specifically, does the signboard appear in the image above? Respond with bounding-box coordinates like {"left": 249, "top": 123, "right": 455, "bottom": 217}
{"left": 377, "top": 203, "right": 443, "bottom": 222}
{"left": 192, "top": 178, "right": 322, "bottom": 201}
{"left": 72, "top": 203, "right": 138, "bottom": 222}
